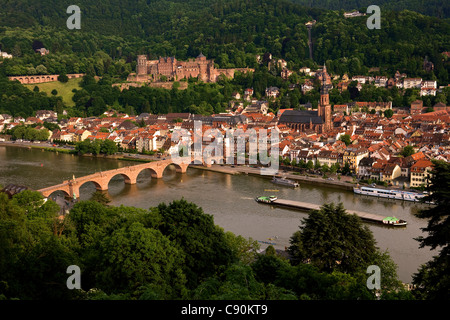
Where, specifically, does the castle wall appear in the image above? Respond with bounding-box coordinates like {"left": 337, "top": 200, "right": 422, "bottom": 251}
{"left": 139, "top": 55, "right": 252, "bottom": 83}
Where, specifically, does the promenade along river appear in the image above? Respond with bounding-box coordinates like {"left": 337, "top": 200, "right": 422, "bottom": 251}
{"left": 0, "top": 145, "right": 436, "bottom": 283}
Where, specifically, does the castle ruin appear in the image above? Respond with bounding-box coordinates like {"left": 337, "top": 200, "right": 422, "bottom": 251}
{"left": 129, "top": 53, "right": 254, "bottom": 83}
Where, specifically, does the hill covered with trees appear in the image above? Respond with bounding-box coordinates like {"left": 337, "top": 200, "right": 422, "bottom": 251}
{"left": 290, "top": 0, "right": 450, "bottom": 18}
{"left": 0, "top": 0, "right": 449, "bottom": 118}
{"left": 0, "top": 0, "right": 448, "bottom": 75}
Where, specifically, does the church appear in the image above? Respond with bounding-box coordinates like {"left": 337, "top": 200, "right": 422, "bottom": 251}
{"left": 278, "top": 65, "right": 332, "bottom": 133}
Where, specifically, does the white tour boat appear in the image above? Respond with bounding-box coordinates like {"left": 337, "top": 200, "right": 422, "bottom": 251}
{"left": 353, "top": 186, "right": 427, "bottom": 202}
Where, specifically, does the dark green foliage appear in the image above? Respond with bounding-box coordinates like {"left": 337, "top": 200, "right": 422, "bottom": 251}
{"left": 288, "top": 202, "right": 378, "bottom": 273}
{"left": 58, "top": 74, "right": 69, "bottom": 83}
{"left": 400, "top": 145, "right": 415, "bottom": 157}
{"left": 291, "top": 0, "right": 450, "bottom": 19}
{"left": 75, "top": 138, "right": 118, "bottom": 155}
{"left": 339, "top": 134, "right": 352, "bottom": 146}
{"left": 0, "top": 191, "right": 80, "bottom": 299}
{"left": 96, "top": 222, "right": 187, "bottom": 298}
{"left": 0, "top": 192, "right": 416, "bottom": 300}
{"left": 0, "top": 77, "right": 62, "bottom": 118}
{"left": 0, "top": 0, "right": 448, "bottom": 81}
{"left": 156, "top": 199, "right": 235, "bottom": 289}
{"left": 0, "top": 1, "right": 448, "bottom": 118}
{"left": 412, "top": 160, "right": 450, "bottom": 300}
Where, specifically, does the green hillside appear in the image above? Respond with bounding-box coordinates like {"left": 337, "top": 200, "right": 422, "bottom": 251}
{"left": 24, "top": 78, "right": 82, "bottom": 106}
{"left": 0, "top": 0, "right": 449, "bottom": 118}
{"left": 290, "top": 0, "right": 450, "bottom": 18}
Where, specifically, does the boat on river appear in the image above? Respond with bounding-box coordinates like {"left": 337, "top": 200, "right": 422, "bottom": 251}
{"left": 271, "top": 176, "right": 299, "bottom": 188}
{"left": 382, "top": 216, "right": 407, "bottom": 226}
{"left": 255, "top": 195, "right": 278, "bottom": 203}
{"left": 353, "top": 186, "right": 426, "bottom": 202}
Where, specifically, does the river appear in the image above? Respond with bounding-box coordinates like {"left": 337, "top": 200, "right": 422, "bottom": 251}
{"left": 0, "top": 145, "right": 436, "bottom": 283}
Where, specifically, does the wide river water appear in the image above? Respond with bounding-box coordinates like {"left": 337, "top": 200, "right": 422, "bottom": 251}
{"left": 0, "top": 145, "right": 436, "bottom": 283}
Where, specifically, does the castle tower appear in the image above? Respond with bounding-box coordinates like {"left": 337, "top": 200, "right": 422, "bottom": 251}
{"left": 137, "top": 55, "right": 148, "bottom": 75}
{"left": 318, "top": 64, "right": 332, "bottom": 132}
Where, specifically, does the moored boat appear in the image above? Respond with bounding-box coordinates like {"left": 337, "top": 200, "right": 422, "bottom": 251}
{"left": 353, "top": 185, "right": 426, "bottom": 202}
{"left": 272, "top": 176, "right": 299, "bottom": 188}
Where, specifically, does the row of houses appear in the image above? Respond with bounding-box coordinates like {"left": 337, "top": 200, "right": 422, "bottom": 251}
{"left": 351, "top": 74, "right": 439, "bottom": 96}
{"left": 1, "top": 90, "right": 448, "bottom": 190}
{"left": 284, "top": 133, "right": 438, "bottom": 188}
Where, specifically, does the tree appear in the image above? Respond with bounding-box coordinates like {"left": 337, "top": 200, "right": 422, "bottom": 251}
{"left": 329, "top": 163, "right": 338, "bottom": 175}
{"left": 275, "top": 262, "right": 374, "bottom": 300}
{"left": 252, "top": 248, "right": 291, "bottom": 285}
{"left": 156, "top": 199, "right": 235, "bottom": 288}
{"left": 400, "top": 145, "right": 415, "bottom": 157}
{"left": 342, "top": 161, "right": 351, "bottom": 175}
{"left": 191, "top": 263, "right": 266, "bottom": 300}
{"left": 90, "top": 191, "right": 111, "bottom": 206}
{"left": 89, "top": 139, "right": 102, "bottom": 155}
{"left": 96, "top": 222, "right": 187, "bottom": 298}
{"left": 224, "top": 232, "right": 260, "bottom": 265}
{"left": 100, "top": 139, "right": 118, "bottom": 155}
{"left": 340, "top": 134, "right": 352, "bottom": 146}
{"left": 12, "top": 125, "right": 26, "bottom": 140}
{"left": 58, "top": 74, "right": 69, "bottom": 83}
{"left": 35, "top": 65, "right": 48, "bottom": 75}
{"left": 0, "top": 191, "right": 80, "bottom": 300}
{"left": 314, "top": 159, "right": 321, "bottom": 171}
{"left": 288, "top": 202, "right": 378, "bottom": 274}
{"left": 36, "top": 129, "right": 50, "bottom": 141}
{"left": 412, "top": 160, "right": 450, "bottom": 300}
{"left": 74, "top": 139, "right": 88, "bottom": 154}
{"left": 383, "top": 109, "right": 394, "bottom": 118}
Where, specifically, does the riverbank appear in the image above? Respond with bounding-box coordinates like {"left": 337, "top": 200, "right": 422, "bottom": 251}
{"left": 191, "top": 164, "right": 356, "bottom": 191}
{"left": 0, "top": 141, "right": 155, "bottom": 162}
{"left": 0, "top": 140, "right": 403, "bottom": 192}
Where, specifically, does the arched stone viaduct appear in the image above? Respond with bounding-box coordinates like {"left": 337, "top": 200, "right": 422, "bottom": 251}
{"left": 38, "top": 159, "right": 190, "bottom": 199}
{"left": 8, "top": 73, "right": 85, "bottom": 84}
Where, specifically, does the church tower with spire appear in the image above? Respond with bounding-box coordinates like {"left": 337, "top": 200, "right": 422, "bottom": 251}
{"left": 318, "top": 64, "right": 332, "bottom": 132}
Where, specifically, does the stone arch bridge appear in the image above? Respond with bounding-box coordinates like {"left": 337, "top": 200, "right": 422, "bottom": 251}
{"left": 38, "top": 159, "right": 191, "bottom": 199}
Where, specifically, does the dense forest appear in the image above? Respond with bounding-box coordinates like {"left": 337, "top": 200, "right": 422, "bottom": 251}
{"left": 0, "top": 0, "right": 448, "bottom": 75}
{"left": 0, "top": 0, "right": 449, "bottom": 118}
{"left": 290, "top": 0, "right": 450, "bottom": 19}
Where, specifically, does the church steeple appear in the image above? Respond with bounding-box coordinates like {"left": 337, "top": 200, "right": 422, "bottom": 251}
{"left": 320, "top": 63, "right": 329, "bottom": 95}
{"left": 318, "top": 63, "right": 331, "bottom": 132}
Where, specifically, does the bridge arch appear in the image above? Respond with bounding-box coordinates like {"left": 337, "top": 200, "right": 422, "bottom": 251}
{"left": 136, "top": 167, "right": 159, "bottom": 180}
{"left": 78, "top": 179, "right": 108, "bottom": 195}
{"left": 46, "top": 189, "right": 70, "bottom": 200}
{"left": 162, "top": 162, "right": 186, "bottom": 174}
{"left": 107, "top": 172, "right": 135, "bottom": 186}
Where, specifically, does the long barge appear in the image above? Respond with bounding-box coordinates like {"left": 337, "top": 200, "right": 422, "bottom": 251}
{"left": 255, "top": 196, "right": 407, "bottom": 227}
